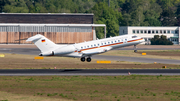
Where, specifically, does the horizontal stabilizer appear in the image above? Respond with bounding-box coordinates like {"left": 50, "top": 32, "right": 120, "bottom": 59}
{"left": 26, "top": 34, "right": 42, "bottom": 42}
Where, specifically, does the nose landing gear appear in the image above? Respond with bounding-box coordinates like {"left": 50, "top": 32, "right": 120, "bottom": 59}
{"left": 134, "top": 45, "right": 137, "bottom": 52}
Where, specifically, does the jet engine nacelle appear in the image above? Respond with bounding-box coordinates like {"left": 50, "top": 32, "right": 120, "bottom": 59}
{"left": 54, "top": 45, "right": 76, "bottom": 55}
{"left": 39, "top": 51, "right": 54, "bottom": 56}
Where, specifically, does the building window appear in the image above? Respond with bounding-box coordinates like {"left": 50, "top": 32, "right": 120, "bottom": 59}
{"left": 171, "top": 38, "right": 178, "bottom": 42}
{"left": 175, "top": 30, "right": 179, "bottom": 34}
{"left": 171, "top": 30, "right": 175, "bottom": 34}
{"left": 144, "top": 30, "right": 147, "bottom": 33}
{"left": 137, "top": 30, "right": 139, "bottom": 33}
{"left": 152, "top": 30, "right": 154, "bottom": 34}
{"left": 164, "top": 30, "right": 166, "bottom": 34}
{"left": 167, "top": 30, "right": 170, "bottom": 34}
{"left": 156, "top": 30, "right": 158, "bottom": 33}
{"left": 133, "top": 30, "right": 135, "bottom": 33}
{"left": 141, "top": 30, "right": 143, "bottom": 33}
{"left": 148, "top": 30, "right": 151, "bottom": 34}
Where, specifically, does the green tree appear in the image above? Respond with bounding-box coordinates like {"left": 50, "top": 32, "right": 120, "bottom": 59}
{"left": 160, "top": 9, "right": 177, "bottom": 26}
{"left": 151, "top": 35, "right": 173, "bottom": 45}
{"left": 3, "top": 0, "right": 29, "bottom": 13}
{"left": 88, "top": 2, "right": 122, "bottom": 38}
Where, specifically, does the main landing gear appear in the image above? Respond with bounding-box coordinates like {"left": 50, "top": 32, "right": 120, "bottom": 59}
{"left": 80, "top": 57, "right": 91, "bottom": 62}
{"left": 80, "top": 57, "right": 86, "bottom": 62}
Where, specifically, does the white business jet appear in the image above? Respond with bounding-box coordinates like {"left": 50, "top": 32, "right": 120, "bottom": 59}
{"left": 26, "top": 34, "right": 144, "bottom": 62}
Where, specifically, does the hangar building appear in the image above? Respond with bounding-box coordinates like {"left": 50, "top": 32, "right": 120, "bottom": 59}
{"left": 0, "top": 13, "right": 105, "bottom": 44}
{"left": 119, "top": 26, "right": 180, "bottom": 45}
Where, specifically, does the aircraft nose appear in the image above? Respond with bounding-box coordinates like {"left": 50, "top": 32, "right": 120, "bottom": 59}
{"left": 140, "top": 38, "right": 145, "bottom": 43}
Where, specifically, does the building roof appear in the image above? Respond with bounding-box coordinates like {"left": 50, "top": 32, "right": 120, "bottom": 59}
{"left": 123, "top": 26, "right": 179, "bottom": 28}
{"left": 0, "top": 23, "right": 106, "bottom": 27}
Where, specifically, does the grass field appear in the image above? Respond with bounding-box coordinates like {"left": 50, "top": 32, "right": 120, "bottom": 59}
{"left": 0, "top": 75, "right": 180, "bottom": 101}
{"left": 0, "top": 53, "right": 180, "bottom": 69}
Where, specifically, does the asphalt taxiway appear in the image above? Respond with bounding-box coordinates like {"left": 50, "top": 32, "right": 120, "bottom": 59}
{"left": 0, "top": 47, "right": 180, "bottom": 65}
{"left": 0, "top": 69, "right": 180, "bottom": 76}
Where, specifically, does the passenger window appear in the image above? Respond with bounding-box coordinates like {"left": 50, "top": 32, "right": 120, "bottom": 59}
{"left": 115, "top": 41, "right": 116, "bottom": 43}
{"left": 87, "top": 46, "right": 89, "bottom": 48}
{"left": 105, "top": 42, "right": 106, "bottom": 45}
{"left": 132, "top": 36, "right": 137, "bottom": 38}
{"left": 94, "top": 44, "right": 96, "bottom": 46}
{"left": 84, "top": 46, "right": 86, "bottom": 48}
{"left": 101, "top": 43, "right": 103, "bottom": 45}
{"left": 81, "top": 47, "right": 83, "bottom": 49}
{"left": 111, "top": 41, "right": 113, "bottom": 43}
{"left": 118, "top": 40, "right": 120, "bottom": 42}
{"left": 108, "top": 42, "right": 110, "bottom": 44}
{"left": 98, "top": 44, "right": 99, "bottom": 46}
{"left": 91, "top": 45, "right": 93, "bottom": 47}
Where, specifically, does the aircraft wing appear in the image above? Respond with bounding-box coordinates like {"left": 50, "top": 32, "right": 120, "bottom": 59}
{"left": 81, "top": 47, "right": 111, "bottom": 56}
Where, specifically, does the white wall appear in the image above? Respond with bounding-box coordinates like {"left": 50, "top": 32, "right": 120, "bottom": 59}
{"left": 119, "top": 26, "right": 180, "bottom": 45}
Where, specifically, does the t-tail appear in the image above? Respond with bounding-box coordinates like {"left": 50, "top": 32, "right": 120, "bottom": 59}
{"left": 26, "top": 34, "right": 58, "bottom": 56}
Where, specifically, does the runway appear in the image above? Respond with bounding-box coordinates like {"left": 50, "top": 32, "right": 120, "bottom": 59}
{"left": 0, "top": 69, "right": 180, "bottom": 76}
{"left": 1, "top": 47, "right": 180, "bottom": 65}
{"left": 0, "top": 45, "right": 180, "bottom": 76}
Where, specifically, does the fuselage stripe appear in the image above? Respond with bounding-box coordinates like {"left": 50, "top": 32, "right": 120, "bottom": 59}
{"left": 75, "top": 38, "right": 143, "bottom": 52}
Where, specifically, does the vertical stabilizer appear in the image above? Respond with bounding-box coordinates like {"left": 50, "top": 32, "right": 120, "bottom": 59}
{"left": 26, "top": 34, "right": 57, "bottom": 52}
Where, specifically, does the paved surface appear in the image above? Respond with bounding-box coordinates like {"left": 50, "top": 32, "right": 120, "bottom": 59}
{"left": 0, "top": 47, "right": 180, "bottom": 65}
{"left": 0, "top": 45, "right": 180, "bottom": 76}
{"left": 0, "top": 69, "right": 180, "bottom": 76}
{"left": 92, "top": 55, "right": 180, "bottom": 65}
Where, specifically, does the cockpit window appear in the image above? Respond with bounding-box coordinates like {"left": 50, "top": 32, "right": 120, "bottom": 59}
{"left": 132, "top": 36, "right": 137, "bottom": 38}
